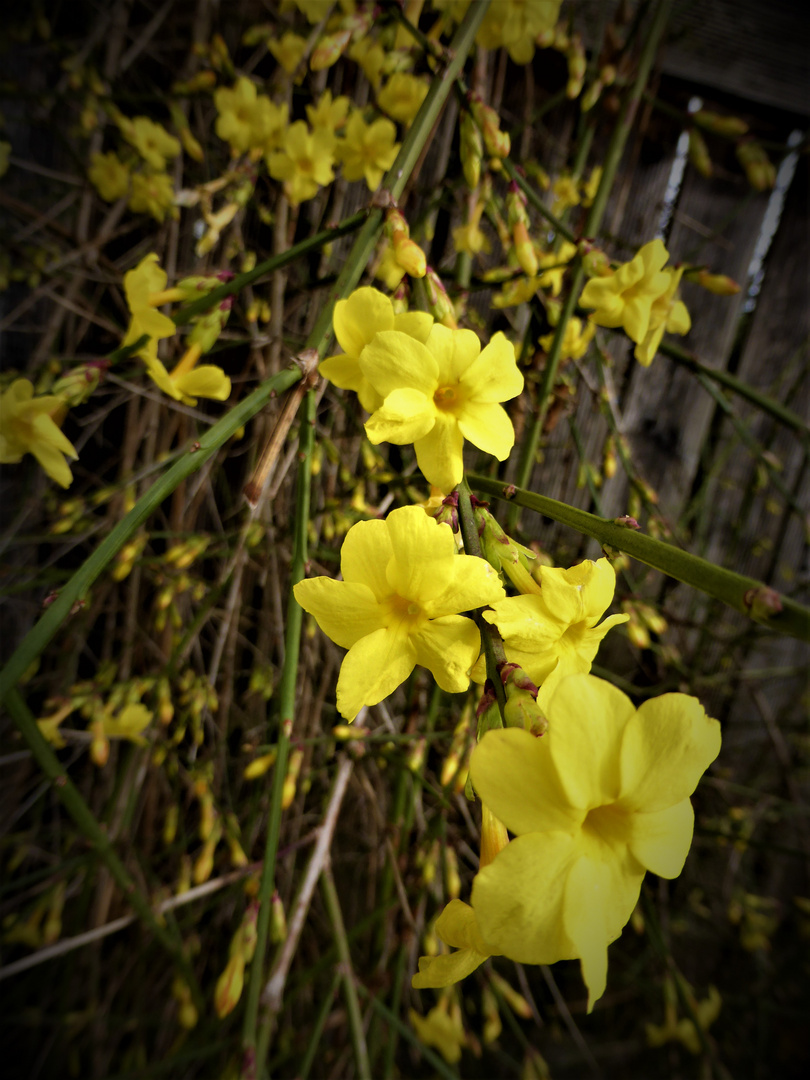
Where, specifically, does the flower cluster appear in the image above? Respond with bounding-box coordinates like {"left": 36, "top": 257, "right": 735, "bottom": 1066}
{"left": 580, "top": 238, "right": 691, "bottom": 365}
{"left": 320, "top": 286, "right": 524, "bottom": 493}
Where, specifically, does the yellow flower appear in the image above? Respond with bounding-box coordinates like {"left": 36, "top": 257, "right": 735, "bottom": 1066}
{"left": 0, "top": 379, "right": 78, "bottom": 488}
{"left": 536, "top": 240, "right": 577, "bottom": 297}
{"left": 293, "top": 505, "right": 505, "bottom": 720}
{"left": 377, "top": 73, "right": 429, "bottom": 126}
{"left": 349, "top": 36, "right": 386, "bottom": 90}
{"left": 480, "top": 558, "right": 628, "bottom": 690}
{"left": 538, "top": 316, "right": 595, "bottom": 361}
{"left": 88, "top": 151, "right": 130, "bottom": 202}
{"left": 214, "top": 77, "right": 287, "bottom": 156}
{"left": 267, "top": 121, "right": 335, "bottom": 205}
{"left": 551, "top": 174, "right": 580, "bottom": 217}
{"left": 581, "top": 164, "right": 603, "bottom": 207}
{"left": 268, "top": 31, "right": 307, "bottom": 75}
{"left": 123, "top": 116, "right": 181, "bottom": 170}
{"left": 142, "top": 339, "right": 231, "bottom": 407}
{"left": 306, "top": 89, "right": 350, "bottom": 134}
{"left": 634, "top": 265, "right": 691, "bottom": 367}
{"left": 128, "top": 170, "right": 176, "bottom": 223}
{"left": 477, "top": 0, "right": 562, "bottom": 64}
{"left": 123, "top": 253, "right": 177, "bottom": 348}
{"left": 336, "top": 111, "right": 399, "bottom": 191}
{"left": 580, "top": 238, "right": 673, "bottom": 344}
{"left": 361, "top": 326, "right": 524, "bottom": 493}
{"left": 319, "top": 286, "right": 433, "bottom": 412}
{"left": 470, "top": 674, "right": 722, "bottom": 1010}
{"left": 409, "top": 996, "right": 467, "bottom": 1065}
{"left": 102, "top": 703, "right": 153, "bottom": 745}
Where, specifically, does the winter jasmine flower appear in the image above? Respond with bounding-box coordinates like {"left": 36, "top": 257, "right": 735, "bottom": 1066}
{"left": 361, "top": 325, "right": 524, "bottom": 493}
{"left": 470, "top": 674, "right": 721, "bottom": 1010}
{"left": 336, "top": 112, "right": 400, "bottom": 191}
{"left": 293, "top": 505, "right": 505, "bottom": 720}
{"left": 377, "top": 73, "right": 430, "bottom": 126}
{"left": 88, "top": 151, "right": 130, "bottom": 202}
{"left": 580, "top": 238, "right": 673, "bottom": 344}
{"left": 122, "top": 116, "right": 181, "bottom": 170}
{"left": 634, "top": 264, "right": 691, "bottom": 366}
{"left": 267, "top": 121, "right": 335, "bottom": 205}
{"left": 0, "top": 378, "right": 78, "bottom": 488}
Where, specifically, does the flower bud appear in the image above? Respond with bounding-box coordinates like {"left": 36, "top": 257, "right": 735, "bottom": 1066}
{"left": 736, "top": 140, "right": 776, "bottom": 191}
{"left": 460, "top": 111, "right": 483, "bottom": 189}
{"left": 480, "top": 803, "right": 509, "bottom": 869}
{"left": 688, "top": 128, "right": 712, "bottom": 178}
{"left": 310, "top": 28, "right": 352, "bottom": 71}
{"left": 695, "top": 269, "right": 741, "bottom": 295}
{"left": 424, "top": 266, "right": 457, "bottom": 327}
{"left": 270, "top": 891, "right": 287, "bottom": 944}
{"left": 468, "top": 93, "right": 510, "bottom": 159}
{"left": 281, "top": 748, "right": 303, "bottom": 809}
{"left": 500, "top": 662, "right": 547, "bottom": 735}
{"left": 215, "top": 952, "right": 245, "bottom": 1018}
{"left": 694, "top": 110, "right": 749, "bottom": 138}
{"left": 51, "top": 359, "right": 109, "bottom": 408}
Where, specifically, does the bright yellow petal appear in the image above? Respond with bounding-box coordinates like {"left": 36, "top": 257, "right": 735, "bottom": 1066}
{"left": 424, "top": 324, "right": 482, "bottom": 383}
{"left": 427, "top": 554, "right": 505, "bottom": 618}
{"left": 413, "top": 413, "right": 464, "bottom": 493}
{"left": 626, "top": 799, "right": 694, "bottom": 878}
{"left": 472, "top": 831, "right": 576, "bottom": 964}
{"left": 384, "top": 506, "right": 456, "bottom": 600}
{"left": 562, "top": 855, "right": 610, "bottom": 1012}
{"left": 293, "top": 578, "right": 386, "bottom": 648}
{"left": 470, "top": 727, "right": 578, "bottom": 836}
{"left": 460, "top": 331, "right": 524, "bottom": 402}
{"left": 339, "top": 517, "right": 392, "bottom": 599}
{"left": 411, "top": 948, "right": 487, "bottom": 989}
{"left": 336, "top": 624, "right": 416, "bottom": 720}
{"left": 457, "top": 400, "right": 515, "bottom": 460}
{"left": 334, "top": 287, "right": 394, "bottom": 357}
{"left": 412, "top": 615, "right": 480, "bottom": 692}
{"left": 360, "top": 330, "right": 439, "bottom": 397}
{"left": 434, "top": 899, "right": 491, "bottom": 952}
{"left": 619, "top": 692, "right": 721, "bottom": 812}
{"left": 175, "top": 365, "right": 231, "bottom": 402}
{"left": 365, "top": 388, "right": 435, "bottom": 446}
{"left": 29, "top": 438, "right": 74, "bottom": 488}
{"left": 393, "top": 310, "right": 433, "bottom": 343}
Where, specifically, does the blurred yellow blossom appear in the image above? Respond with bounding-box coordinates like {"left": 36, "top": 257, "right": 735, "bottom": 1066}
{"left": 306, "top": 89, "right": 350, "bottom": 133}
{"left": 377, "top": 73, "right": 429, "bottom": 126}
{"left": 336, "top": 112, "right": 399, "bottom": 191}
{"left": 268, "top": 31, "right": 307, "bottom": 75}
{"left": 88, "top": 151, "right": 130, "bottom": 202}
{"left": 123, "top": 116, "right": 181, "bottom": 170}
{"left": 580, "top": 238, "right": 673, "bottom": 344}
{"left": 0, "top": 379, "right": 78, "bottom": 488}
{"left": 267, "top": 121, "right": 335, "bottom": 205}
{"left": 410, "top": 996, "right": 467, "bottom": 1064}
{"left": 128, "top": 171, "right": 176, "bottom": 223}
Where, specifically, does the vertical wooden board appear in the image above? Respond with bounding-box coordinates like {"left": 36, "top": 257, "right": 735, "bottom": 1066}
{"left": 619, "top": 169, "right": 768, "bottom": 522}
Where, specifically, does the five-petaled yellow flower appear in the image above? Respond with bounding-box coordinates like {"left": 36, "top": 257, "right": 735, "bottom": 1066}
{"left": 336, "top": 112, "right": 400, "bottom": 192}
{"left": 293, "top": 505, "right": 505, "bottom": 721}
{"left": 580, "top": 238, "right": 674, "bottom": 345}
{"left": 479, "top": 558, "right": 629, "bottom": 691}
{"left": 470, "top": 673, "right": 721, "bottom": 1010}
{"left": 361, "top": 326, "right": 524, "bottom": 493}
{"left": 267, "top": 121, "right": 335, "bottom": 206}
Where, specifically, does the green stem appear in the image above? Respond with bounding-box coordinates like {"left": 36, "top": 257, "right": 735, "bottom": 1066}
{"left": 171, "top": 212, "right": 367, "bottom": 325}
{"left": 660, "top": 339, "right": 810, "bottom": 441}
{"left": 506, "top": 0, "right": 673, "bottom": 532}
{"left": 320, "top": 868, "right": 372, "bottom": 1080}
{"left": 468, "top": 474, "right": 810, "bottom": 642}
{"left": 4, "top": 688, "right": 203, "bottom": 1011}
{"left": 243, "top": 387, "right": 316, "bottom": 1072}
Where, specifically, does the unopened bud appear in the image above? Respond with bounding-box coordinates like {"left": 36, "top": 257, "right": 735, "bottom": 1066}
{"left": 281, "top": 748, "right": 303, "bottom": 809}
{"left": 468, "top": 93, "right": 510, "bottom": 159}
{"left": 694, "top": 110, "right": 749, "bottom": 138}
{"left": 500, "top": 663, "right": 547, "bottom": 735}
{"left": 688, "top": 128, "right": 712, "bottom": 178}
{"left": 460, "top": 111, "right": 483, "bottom": 189}
{"left": 743, "top": 586, "right": 783, "bottom": 620}
{"left": 696, "top": 269, "right": 741, "bottom": 295}
{"left": 310, "top": 28, "right": 352, "bottom": 71}
{"left": 215, "top": 952, "right": 245, "bottom": 1018}
{"left": 736, "top": 140, "right": 776, "bottom": 191}
{"left": 480, "top": 803, "right": 509, "bottom": 869}
{"left": 424, "top": 266, "right": 457, "bottom": 327}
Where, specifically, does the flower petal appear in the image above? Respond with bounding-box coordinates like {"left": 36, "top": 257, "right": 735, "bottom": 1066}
{"left": 293, "top": 578, "right": 386, "bottom": 648}
{"left": 413, "top": 413, "right": 464, "bottom": 493}
{"left": 424, "top": 324, "right": 482, "bottom": 383}
{"left": 543, "top": 675, "right": 633, "bottom": 809}
{"left": 460, "top": 332, "right": 524, "bottom": 403}
{"left": 428, "top": 554, "right": 505, "bottom": 617}
{"left": 365, "top": 388, "right": 435, "bottom": 446}
{"left": 561, "top": 856, "right": 611, "bottom": 1012}
{"left": 339, "top": 517, "right": 392, "bottom": 599}
{"left": 470, "top": 727, "right": 579, "bottom": 836}
{"left": 619, "top": 693, "right": 721, "bottom": 812}
{"left": 393, "top": 310, "right": 433, "bottom": 343}
{"left": 359, "top": 330, "right": 438, "bottom": 398}
{"left": 412, "top": 615, "right": 480, "bottom": 692}
{"left": 626, "top": 799, "right": 694, "bottom": 878}
{"left": 176, "top": 365, "right": 231, "bottom": 402}
{"left": 336, "top": 625, "right": 416, "bottom": 720}
{"left": 384, "top": 506, "right": 456, "bottom": 600}
{"left": 333, "top": 287, "right": 394, "bottom": 357}
{"left": 472, "top": 832, "right": 576, "bottom": 965}
{"left": 457, "top": 400, "right": 515, "bottom": 460}
{"left": 411, "top": 948, "right": 488, "bottom": 989}
{"left": 435, "top": 899, "right": 492, "bottom": 953}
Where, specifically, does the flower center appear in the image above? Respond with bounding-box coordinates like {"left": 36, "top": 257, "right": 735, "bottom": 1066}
{"left": 582, "top": 803, "right": 629, "bottom": 852}
{"left": 298, "top": 156, "right": 315, "bottom": 176}
{"left": 434, "top": 384, "right": 459, "bottom": 411}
